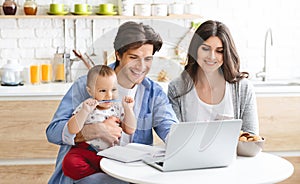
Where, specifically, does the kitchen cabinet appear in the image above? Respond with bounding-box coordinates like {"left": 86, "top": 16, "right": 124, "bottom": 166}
{"left": 0, "top": 83, "right": 71, "bottom": 159}
{"left": 257, "top": 96, "right": 300, "bottom": 151}
{"left": 0, "top": 87, "right": 299, "bottom": 184}
{"left": 154, "top": 96, "right": 300, "bottom": 152}
{"left": 0, "top": 85, "right": 299, "bottom": 159}
{"left": 0, "top": 100, "right": 60, "bottom": 159}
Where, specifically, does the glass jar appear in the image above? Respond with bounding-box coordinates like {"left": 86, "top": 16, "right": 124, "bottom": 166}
{"left": 2, "top": 0, "right": 17, "bottom": 15}
{"left": 24, "top": 0, "right": 37, "bottom": 15}
{"left": 52, "top": 53, "right": 65, "bottom": 82}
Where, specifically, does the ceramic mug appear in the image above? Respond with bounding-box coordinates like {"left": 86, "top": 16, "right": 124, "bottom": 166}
{"left": 50, "top": 3, "right": 66, "bottom": 13}
{"left": 99, "top": 3, "right": 115, "bottom": 13}
{"left": 118, "top": 0, "right": 134, "bottom": 16}
{"left": 169, "top": 3, "right": 184, "bottom": 15}
{"left": 151, "top": 4, "right": 168, "bottom": 16}
{"left": 134, "top": 4, "right": 151, "bottom": 16}
{"left": 74, "top": 4, "right": 91, "bottom": 13}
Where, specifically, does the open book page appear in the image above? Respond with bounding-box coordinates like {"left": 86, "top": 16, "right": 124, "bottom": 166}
{"left": 97, "top": 143, "right": 166, "bottom": 163}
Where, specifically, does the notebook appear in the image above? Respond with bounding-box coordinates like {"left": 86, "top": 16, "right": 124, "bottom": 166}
{"left": 97, "top": 143, "right": 165, "bottom": 163}
{"left": 143, "top": 119, "right": 242, "bottom": 172}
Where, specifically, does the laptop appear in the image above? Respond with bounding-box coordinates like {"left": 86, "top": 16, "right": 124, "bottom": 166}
{"left": 143, "top": 119, "right": 242, "bottom": 172}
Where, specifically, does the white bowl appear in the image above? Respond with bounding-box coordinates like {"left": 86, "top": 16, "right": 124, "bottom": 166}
{"left": 237, "top": 137, "right": 265, "bottom": 157}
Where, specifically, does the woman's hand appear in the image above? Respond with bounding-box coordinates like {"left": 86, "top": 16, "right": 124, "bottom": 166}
{"left": 75, "top": 116, "right": 122, "bottom": 146}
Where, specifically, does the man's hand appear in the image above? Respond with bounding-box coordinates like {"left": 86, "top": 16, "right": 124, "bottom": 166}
{"left": 75, "top": 116, "right": 122, "bottom": 146}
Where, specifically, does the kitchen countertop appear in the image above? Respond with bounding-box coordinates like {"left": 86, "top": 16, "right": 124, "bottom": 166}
{"left": 157, "top": 82, "right": 300, "bottom": 97}
{"left": 1, "top": 81, "right": 300, "bottom": 101}
{"left": 253, "top": 85, "right": 300, "bottom": 97}
{"left": 0, "top": 83, "right": 73, "bottom": 101}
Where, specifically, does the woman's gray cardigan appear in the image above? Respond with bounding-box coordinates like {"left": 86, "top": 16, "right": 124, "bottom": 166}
{"left": 168, "top": 75, "right": 259, "bottom": 135}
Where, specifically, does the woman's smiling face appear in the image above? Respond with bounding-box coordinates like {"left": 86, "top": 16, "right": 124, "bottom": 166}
{"left": 197, "top": 36, "right": 224, "bottom": 74}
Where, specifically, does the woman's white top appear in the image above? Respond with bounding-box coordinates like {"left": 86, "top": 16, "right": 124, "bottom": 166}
{"left": 184, "top": 82, "right": 234, "bottom": 122}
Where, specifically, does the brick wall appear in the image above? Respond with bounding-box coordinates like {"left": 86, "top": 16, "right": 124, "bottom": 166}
{"left": 1, "top": 0, "right": 300, "bottom": 81}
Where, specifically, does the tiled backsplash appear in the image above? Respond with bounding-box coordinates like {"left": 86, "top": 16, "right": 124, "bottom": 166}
{"left": 0, "top": 0, "right": 300, "bottom": 81}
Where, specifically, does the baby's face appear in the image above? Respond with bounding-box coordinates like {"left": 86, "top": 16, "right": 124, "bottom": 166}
{"left": 90, "top": 74, "right": 118, "bottom": 109}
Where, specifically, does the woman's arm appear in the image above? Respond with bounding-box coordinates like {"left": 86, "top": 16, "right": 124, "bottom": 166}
{"left": 168, "top": 81, "right": 183, "bottom": 122}
{"left": 238, "top": 79, "right": 259, "bottom": 135}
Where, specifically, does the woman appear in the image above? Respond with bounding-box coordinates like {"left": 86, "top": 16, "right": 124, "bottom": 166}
{"left": 168, "top": 20, "right": 258, "bottom": 135}
{"left": 46, "top": 21, "right": 178, "bottom": 184}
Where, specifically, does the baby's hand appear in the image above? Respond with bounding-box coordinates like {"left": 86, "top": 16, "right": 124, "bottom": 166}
{"left": 122, "top": 96, "right": 134, "bottom": 110}
{"left": 82, "top": 98, "right": 99, "bottom": 113}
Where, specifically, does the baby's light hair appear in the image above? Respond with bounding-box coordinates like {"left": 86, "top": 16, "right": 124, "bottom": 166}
{"left": 87, "top": 65, "right": 115, "bottom": 88}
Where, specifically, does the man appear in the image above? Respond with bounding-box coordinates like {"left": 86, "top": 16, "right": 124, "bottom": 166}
{"left": 46, "top": 21, "right": 178, "bottom": 184}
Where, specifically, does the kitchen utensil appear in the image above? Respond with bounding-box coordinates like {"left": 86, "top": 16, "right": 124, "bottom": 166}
{"left": 1, "top": 60, "right": 24, "bottom": 86}
{"left": 85, "top": 53, "right": 96, "bottom": 66}
{"left": 73, "top": 19, "right": 77, "bottom": 51}
{"left": 103, "top": 51, "right": 108, "bottom": 65}
{"left": 72, "top": 49, "right": 92, "bottom": 69}
{"left": 90, "top": 19, "right": 97, "bottom": 57}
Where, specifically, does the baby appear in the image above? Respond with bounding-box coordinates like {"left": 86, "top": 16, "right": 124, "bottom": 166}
{"left": 62, "top": 64, "right": 136, "bottom": 180}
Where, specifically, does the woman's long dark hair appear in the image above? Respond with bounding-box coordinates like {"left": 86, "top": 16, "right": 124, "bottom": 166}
{"left": 174, "top": 20, "right": 249, "bottom": 98}
{"left": 174, "top": 20, "right": 248, "bottom": 99}
{"left": 185, "top": 20, "right": 248, "bottom": 84}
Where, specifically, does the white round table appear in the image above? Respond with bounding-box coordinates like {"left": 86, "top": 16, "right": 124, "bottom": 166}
{"left": 100, "top": 152, "right": 294, "bottom": 184}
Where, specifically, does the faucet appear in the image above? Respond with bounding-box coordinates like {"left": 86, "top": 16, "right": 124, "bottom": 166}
{"left": 256, "top": 28, "right": 273, "bottom": 81}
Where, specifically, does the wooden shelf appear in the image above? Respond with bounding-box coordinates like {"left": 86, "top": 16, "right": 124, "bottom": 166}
{"left": 0, "top": 14, "right": 202, "bottom": 19}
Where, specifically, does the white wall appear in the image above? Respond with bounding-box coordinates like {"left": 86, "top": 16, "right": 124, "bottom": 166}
{"left": 0, "top": 0, "right": 299, "bottom": 81}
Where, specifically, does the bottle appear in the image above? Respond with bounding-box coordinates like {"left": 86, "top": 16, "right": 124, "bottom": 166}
{"left": 23, "top": 0, "right": 37, "bottom": 15}
{"left": 2, "top": 0, "right": 17, "bottom": 15}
